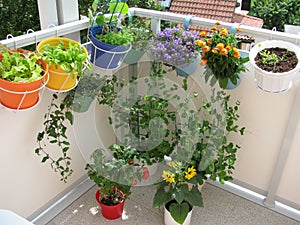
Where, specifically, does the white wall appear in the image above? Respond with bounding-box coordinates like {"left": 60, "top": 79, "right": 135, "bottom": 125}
{"left": 0, "top": 90, "right": 87, "bottom": 218}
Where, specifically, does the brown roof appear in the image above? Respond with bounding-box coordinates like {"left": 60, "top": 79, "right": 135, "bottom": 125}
{"left": 233, "top": 13, "right": 263, "bottom": 28}
{"left": 168, "top": 0, "right": 263, "bottom": 28}
{"left": 169, "top": 0, "right": 237, "bottom": 23}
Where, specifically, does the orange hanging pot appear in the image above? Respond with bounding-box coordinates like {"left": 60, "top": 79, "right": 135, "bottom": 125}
{"left": 0, "top": 50, "right": 49, "bottom": 110}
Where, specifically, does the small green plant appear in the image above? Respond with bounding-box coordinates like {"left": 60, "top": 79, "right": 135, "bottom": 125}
{"left": 39, "top": 40, "right": 91, "bottom": 77}
{"left": 259, "top": 50, "right": 279, "bottom": 67}
{"left": 85, "top": 144, "right": 144, "bottom": 204}
{"left": 0, "top": 50, "right": 43, "bottom": 82}
{"left": 95, "top": 27, "right": 131, "bottom": 45}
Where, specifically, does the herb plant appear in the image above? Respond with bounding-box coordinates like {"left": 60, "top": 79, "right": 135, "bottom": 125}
{"left": 95, "top": 27, "right": 131, "bottom": 45}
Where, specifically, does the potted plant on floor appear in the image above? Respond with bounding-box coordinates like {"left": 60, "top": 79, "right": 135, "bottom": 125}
{"left": 153, "top": 89, "right": 246, "bottom": 225}
{"left": 37, "top": 37, "right": 91, "bottom": 91}
{"left": 88, "top": 0, "right": 132, "bottom": 69}
{"left": 153, "top": 160, "right": 203, "bottom": 225}
{"left": 0, "top": 48, "right": 48, "bottom": 110}
{"left": 249, "top": 40, "right": 300, "bottom": 93}
{"left": 85, "top": 144, "right": 145, "bottom": 220}
{"left": 195, "top": 22, "right": 249, "bottom": 89}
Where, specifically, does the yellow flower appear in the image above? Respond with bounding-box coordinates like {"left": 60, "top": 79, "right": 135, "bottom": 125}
{"left": 195, "top": 40, "right": 206, "bottom": 47}
{"left": 200, "top": 30, "right": 207, "bottom": 37}
{"left": 220, "top": 48, "right": 228, "bottom": 56}
{"left": 185, "top": 166, "right": 196, "bottom": 180}
{"left": 202, "top": 46, "right": 211, "bottom": 53}
{"left": 216, "top": 43, "right": 225, "bottom": 50}
{"left": 212, "top": 48, "right": 219, "bottom": 54}
{"left": 162, "top": 171, "right": 175, "bottom": 183}
{"left": 216, "top": 21, "right": 221, "bottom": 25}
{"left": 220, "top": 28, "right": 228, "bottom": 36}
{"left": 236, "top": 26, "right": 242, "bottom": 32}
{"left": 206, "top": 39, "right": 212, "bottom": 45}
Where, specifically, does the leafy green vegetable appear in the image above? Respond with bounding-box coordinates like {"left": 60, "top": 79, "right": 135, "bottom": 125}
{"left": 39, "top": 40, "right": 91, "bottom": 77}
{"left": 96, "top": 27, "right": 132, "bottom": 45}
{"left": 0, "top": 50, "right": 43, "bottom": 82}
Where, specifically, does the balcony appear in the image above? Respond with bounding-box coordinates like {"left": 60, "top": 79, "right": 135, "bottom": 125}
{"left": 0, "top": 6, "right": 300, "bottom": 225}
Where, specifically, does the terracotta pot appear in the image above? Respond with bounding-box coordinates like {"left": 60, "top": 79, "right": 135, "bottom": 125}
{"left": 0, "top": 53, "right": 48, "bottom": 110}
{"left": 36, "top": 37, "right": 87, "bottom": 91}
{"left": 95, "top": 189, "right": 125, "bottom": 220}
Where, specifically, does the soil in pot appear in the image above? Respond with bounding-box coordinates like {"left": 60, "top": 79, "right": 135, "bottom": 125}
{"left": 254, "top": 47, "right": 298, "bottom": 73}
{"left": 100, "top": 188, "right": 125, "bottom": 206}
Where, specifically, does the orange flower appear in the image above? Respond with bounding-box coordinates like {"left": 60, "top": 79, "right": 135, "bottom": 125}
{"left": 206, "top": 39, "right": 213, "bottom": 45}
{"left": 200, "top": 30, "right": 207, "bottom": 37}
{"left": 220, "top": 48, "right": 228, "bottom": 56}
{"left": 236, "top": 26, "right": 242, "bottom": 32}
{"left": 210, "top": 26, "right": 218, "bottom": 31}
{"left": 233, "top": 51, "right": 240, "bottom": 58}
{"left": 216, "top": 43, "right": 225, "bottom": 50}
{"left": 220, "top": 28, "right": 228, "bottom": 36}
{"left": 201, "top": 53, "right": 205, "bottom": 58}
{"left": 212, "top": 48, "right": 219, "bottom": 54}
{"left": 225, "top": 45, "right": 232, "bottom": 51}
{"left": 202, "top": 45, "right": 211, "bottom": 53}
{"left": 195, "top": 40, "right": 206, "bottom": 47}
{"left": 200, "top": 59, "right": 208, "bottom": 66}
{"left": 216, "top": 21, "right": 221, "bottom": 25}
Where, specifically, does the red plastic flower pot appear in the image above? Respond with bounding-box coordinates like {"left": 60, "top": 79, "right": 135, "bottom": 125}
{"left": 95, "top": 189, "right": 125, "bottom": 220}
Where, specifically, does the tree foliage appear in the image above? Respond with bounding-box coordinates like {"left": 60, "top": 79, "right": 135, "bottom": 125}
{"left": 249, "top": 0, "right": 300, "bottom": 31}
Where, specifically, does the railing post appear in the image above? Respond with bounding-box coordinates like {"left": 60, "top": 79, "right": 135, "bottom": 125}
{"left": 37, "top": 0, "right": 59, "bottom": 29}
{"left": 263, "top": 83, "right": 300, "bottom": 208}
{"left": 151, "top": 18, "right": 161, "bottom": 34}
{"left": 56, "top": 0, "right": 81, "bottom": 42}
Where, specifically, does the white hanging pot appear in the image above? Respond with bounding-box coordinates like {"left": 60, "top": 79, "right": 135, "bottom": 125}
{"left": 249, "top": 40, "right": 300, "bottom": 93}
{"left": 164, "top": 201, "right": 193, "bottom": 225}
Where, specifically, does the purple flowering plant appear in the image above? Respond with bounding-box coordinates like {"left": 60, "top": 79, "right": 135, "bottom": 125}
{"left": 149, "top": 27, "right": 199, "bottom": 68}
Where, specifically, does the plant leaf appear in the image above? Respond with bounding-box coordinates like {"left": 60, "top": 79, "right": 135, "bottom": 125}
{"left": 169, "top": 202, "right": 190, "bottom": 224}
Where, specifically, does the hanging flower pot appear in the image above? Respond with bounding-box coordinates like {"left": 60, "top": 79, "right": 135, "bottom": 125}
{"left": 175, "top": 58, "right": 198, "bottom": 77}
{"left": 0, "top": 50, "right": 48, "bottom": 110}
{"left": 164, "top": 200, "right": 193, "bottom": 225}
{"left": 37, "top": 37, "right": 90, "bottom": 91}
{"left": 95, "top": 188, "right": 125, "bottom": 220}
{"left": 89, "top": 26, "right": 131, "bottom": 70}
{"left": 249, "top": 40, "right": 300, "bottom": 93}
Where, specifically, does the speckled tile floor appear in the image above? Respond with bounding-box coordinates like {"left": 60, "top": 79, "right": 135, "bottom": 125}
{"left": 46, "top": 183, "right": 300, "bottom": 225}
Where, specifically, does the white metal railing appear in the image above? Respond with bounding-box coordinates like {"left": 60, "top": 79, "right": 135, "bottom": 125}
{"left": 1, "top": 8, "right": 300, "bottom": 49}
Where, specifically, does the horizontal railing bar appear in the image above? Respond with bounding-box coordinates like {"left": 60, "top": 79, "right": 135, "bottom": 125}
{"left": 130, "top": 8, "right": 300, "bottom": 44}
{"left": 0, "top": 8, "right": 299, "bottom": 49}
{"left": 0, "top": 18, "right": 90, "bottom": 49}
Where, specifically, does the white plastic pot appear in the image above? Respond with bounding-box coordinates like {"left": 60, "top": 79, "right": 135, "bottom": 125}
{"left": 164, "top": 203, "right": 193, "bottom": 225}
{"left": 249, "top": 40, "right": 300, "bottom": 93}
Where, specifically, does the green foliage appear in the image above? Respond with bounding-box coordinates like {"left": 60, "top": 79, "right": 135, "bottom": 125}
{"left": 0, "top": 50, "right": 43, "bottom": 82}
{"left": 35, "top": 93, "right": 75, "bottom": 182}
{"left": 0, "top": 0, "right": 40, "bottom": 40}
{"left": 85, "top": 144, "right": 144, "bottom": 203}
{"left": 127, "top": 0, "right": 164, "bottom": 10}
{"left": 95, "top": 27, "right": 132, "bottom": 45}
{"left": 39, "top": 40, "right": 91, "bottom": 77}
{"left": 249, "top": 0, "right": 300, "bottom": 31}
